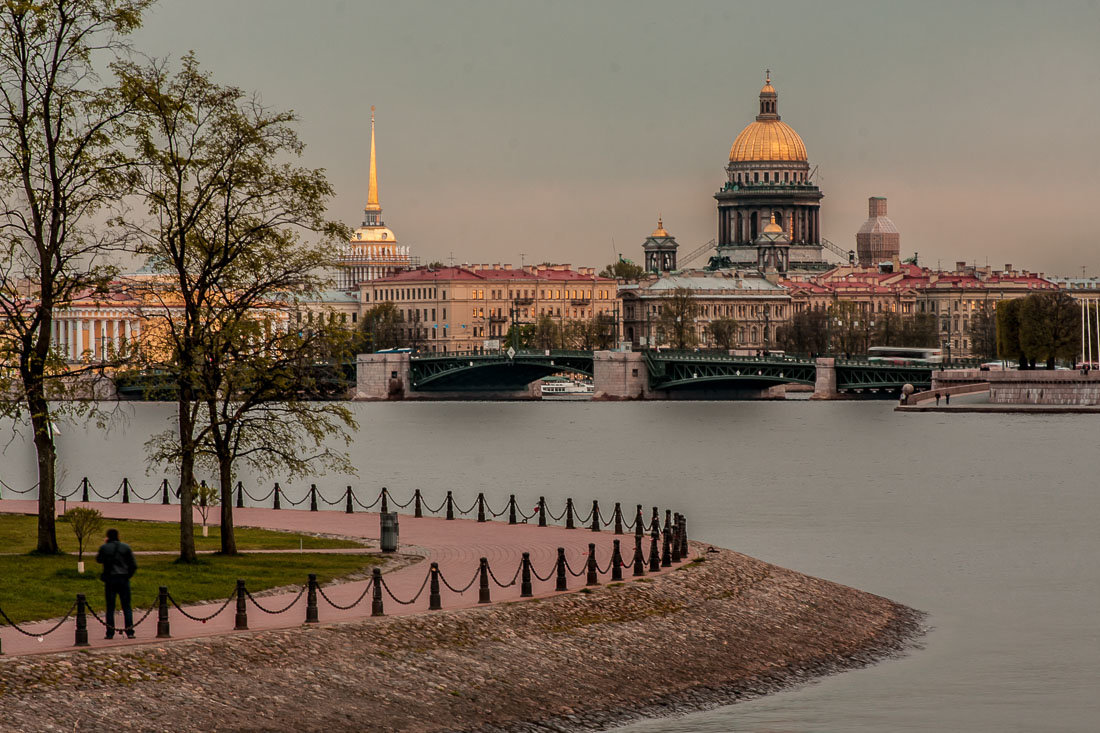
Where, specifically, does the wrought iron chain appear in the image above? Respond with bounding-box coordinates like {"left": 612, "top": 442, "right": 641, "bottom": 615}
{"left": 167, "top": 590, "right": 237, "bottom": 623}
{"left": 487, "top": 559, "right": 522, "bottom": 588}
{"left": 380, "top": 572, "right": 431, "bottom": 606}
{"left": 0, "top": 478, "right": 38, "bottom": 495}
{"left": 421, "top": 497, "right": 446, "bottom": 514}
{"left": 352, "top": 491, "right": 383, "bottom": 511}
{"left": 0, "top": 602, "right": 76, "bottom": 637}
{"left": 530, "top": 561, "right": 556, "bottom": 582}
{"left": 388, "top": 493, "right": 415, "bottom": 509}
{"left": 243, "top": 486, "right": 276, "bottom": 503}
{"left": 245, "top": 586, "right": 306, "bottom": 615}
{"left": 316, "top": 579, "right": 373, "bottom": 610}
{"left": 563, "top": 555, "right": 587, "bottom": 578}
{"left": 437, "top": 566, "right": 480, "bottom": 594}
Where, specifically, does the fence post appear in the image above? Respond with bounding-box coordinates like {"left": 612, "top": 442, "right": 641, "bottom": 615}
{"left": 380, "top": 487, "right": 389, "bottom": 515}
{"left": 234, "top": 580, "right": 248, "bottom": 630}
{"left": 521, "top": 552, "right": 533, "bottom": 597}
{"left": 680, "top": 515, "right": 689, "bottom": 558}
{"left": 477, "top": 492, "right": 486, "bottom": 523}
{"left": 345, "top": 486, "right": 353, "bottom": 514}
{"left": 309, "top": 484, "right": 318, "bottom": 512}
{"left": 611, "top": 539, "right": 623, "bottom": 582}
{"left": 413, "top": 489, "right": 423, "bottom": 518}
{"left": 161, "top": 479, "right": 170, "bottom": 505}
{"left": 508, "top": 494, "right": 517, "bottom": 525}
{"left": 445, "top": 491, "right": 454, "bottom": 520}
{"left": 586, "top": 543, "right": 598, "bottom": 586}
{"left": 661, "top": 523, "right": 672, "bottom": 568}
{"left": 590, "top": 500, "right": 600, "bottom": 532}
{"left": 306, "top": 574, "right": 319, "bottom": 624}
{"left": 632, "top": 535, "right": 646, "bottom": 577}
{"left": 635, "top": 504, "right": 644, "bottom": 539}
{"left": 75, "top": 593, "right": 89, "bottom": 647}
{"left": 538, "top": 496, "right": 547, "bottom": 527}
{"left": 613, "top": 502, "right": 623, "bottom": 535}
{"left": 670, "top": 514, "right": 682, "bottom": 564}
{"left": 555, "top": 547, "right": 568, "bottom": 592}
{"left": 650, "top": 507, "right": 660, "bottom": 535}
{"left": 156, "top": 586, "right": 170, "bottom": 638}
{"left": 665, "top": 509, "right": 673, "bottom": 536}
{"left": 429, "top": 563, "right": 442, "bottom": 610}
{"left": 121, "top": 478, "right": 130, "bottom": 504}
{"left": 649, "top": 525, "right": 661, "bottom": 572}
{"left": 81, "top": 477, "right": 89, "bottom": 503}
{"left": 236, "top": 481, "right": 244, "bottom": 509}
{"left": 478, "top": 558, "right": 491, "bottom": 604}
{"left": 371, "top": 568, "right": 384, "bottom": 616}
{"left": 565, "top": 498, "right": 575, "bottom": 529}
{"left": 273, "top": 482, "right": 281, "bottom": 510}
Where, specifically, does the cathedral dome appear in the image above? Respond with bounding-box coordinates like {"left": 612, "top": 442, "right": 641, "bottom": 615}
{"left": 729, "top": 120, "right": 807, "bottom": 163}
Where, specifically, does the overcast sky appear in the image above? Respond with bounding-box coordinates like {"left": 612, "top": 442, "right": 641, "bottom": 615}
{"left": 133, "top": 0, "right": 1100, "bottom": 275}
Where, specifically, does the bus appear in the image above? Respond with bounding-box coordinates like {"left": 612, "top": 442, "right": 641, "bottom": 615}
{"left": 866, "top": 346, "right": 943, "bottom": 365}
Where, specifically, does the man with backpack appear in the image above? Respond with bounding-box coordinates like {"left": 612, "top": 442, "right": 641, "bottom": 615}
{"left": 95, "top": 528, "right": 138, "bottom": 639}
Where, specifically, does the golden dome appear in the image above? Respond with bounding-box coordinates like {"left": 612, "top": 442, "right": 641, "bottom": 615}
{"left": 762, "top": 212, "right": 782, "bottom": 234}
{"left": 650, "top": 215, "right": 670, "bottom": 238}
{"left": 728, "top": 119, "right": 807, "bottom": 163}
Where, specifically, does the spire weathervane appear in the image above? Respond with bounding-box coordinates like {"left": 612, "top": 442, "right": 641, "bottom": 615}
{"left": 365, "top": 105, "right": 381, "bottom": 224}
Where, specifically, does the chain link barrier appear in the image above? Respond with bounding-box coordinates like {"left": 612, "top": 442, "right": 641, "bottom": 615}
{"left": 487, "top": 559, "right": 522, "bottom": 588}
{"left": 563, "top": 555, "right": 588, "bottom": 578}
{"left": 437, "top": 566, "right": 480, "bottom": 595}
{"left": 242, "top": 485, "right": 276, "bottom": 503}
{"left": 84, "top": 597, "right": 159, "bottom": 632}
{"left": 0, "top": 478, "right": 38, "bottom": 496}
{"left": 530, "top": 560, "right": 556, "bottom": 582}
{"left": 245, "top": 586, "right": 307, "bottom": 615}
{"left": 316, "top": 579, "right": 374, "bottom": 610}
{"left": 352, "top": 490, "right": 383, "bottom": 511}
{"left": 167, "top": 589, "right": 237, "bottom": 623}
{"left": 420, "top": 496, "right": 447, "bottom": 514}
{"left": 380, "top": 571, "right": 431, "bottom": 606}
{"left": 317, "top": 491, "right": 346, "bottom": 506}
{"left": 0, "top": 602, "right": 76, "bottom": 637}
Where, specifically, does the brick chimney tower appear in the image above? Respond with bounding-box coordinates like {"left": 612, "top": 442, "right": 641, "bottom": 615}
{"left": 856, "top": 196, "right": 900, "bottom": 267}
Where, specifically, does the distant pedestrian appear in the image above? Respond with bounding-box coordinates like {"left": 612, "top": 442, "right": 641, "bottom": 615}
{"left": 95, "top": 528, "right": 138, "bottom": 639}
{"left": 945, "top": 393, "right": 951, "bottom": 405}
{"left": 935, "top": 392, "right": 941, "bottom": 406}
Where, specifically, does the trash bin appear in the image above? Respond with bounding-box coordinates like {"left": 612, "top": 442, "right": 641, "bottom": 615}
{"left": 380, "top": 511, "right": 399, "bottom": 553}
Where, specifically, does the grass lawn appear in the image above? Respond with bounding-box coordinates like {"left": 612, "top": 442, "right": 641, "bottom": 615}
{"left": 0, "top": 552, "right": 382, "bottom": 624}
{"left": 0, "top": 514, "right": 364, "bottom": 553}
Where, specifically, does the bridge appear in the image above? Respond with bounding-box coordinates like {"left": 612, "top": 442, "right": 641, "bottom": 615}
{"left": 357, "top": 349, "right": 974, "bottom": 400}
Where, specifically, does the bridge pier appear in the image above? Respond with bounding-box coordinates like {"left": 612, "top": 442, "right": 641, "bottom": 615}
{"left": 593, "top": 351, "right": 649, "bottom": 400}
{"left": 356, "top": 352, "right": 411, "bottom": 401}
{"left": 811, "top": 357, "right": 838, "bottom": 400}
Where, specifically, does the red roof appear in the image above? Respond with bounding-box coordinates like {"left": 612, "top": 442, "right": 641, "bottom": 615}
{"left": 371, "top": 266, "right": 613, "bottom": 284}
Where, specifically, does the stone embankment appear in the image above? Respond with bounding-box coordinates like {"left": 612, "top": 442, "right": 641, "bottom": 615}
{"left": 0, "top": 544, "right": 924, "bottom": 732}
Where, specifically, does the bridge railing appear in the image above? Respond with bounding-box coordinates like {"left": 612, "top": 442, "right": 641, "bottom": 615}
{"left": 645, "top": 349, "right": 816, "bottom": 365}
{"left": 413, "top": 349, "right": 593, "bottom": 360}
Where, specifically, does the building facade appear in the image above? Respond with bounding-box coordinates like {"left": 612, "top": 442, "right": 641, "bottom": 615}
{"left": 855, "top": 196, "right": 901, "bottom": 267}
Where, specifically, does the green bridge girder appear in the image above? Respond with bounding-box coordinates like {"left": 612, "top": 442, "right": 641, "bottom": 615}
{"left": 834, "top": 361, "right": 933, "bottom": 392}
{"left": 409, "top": 350, "right": 594, "bottom": 392}
{"left": 644, "top": 351, "right": 818, "bottom": 391}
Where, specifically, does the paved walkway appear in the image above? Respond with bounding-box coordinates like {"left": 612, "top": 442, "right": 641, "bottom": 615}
{"left": 0, "top": 500, "right": 687, "bottom": 657}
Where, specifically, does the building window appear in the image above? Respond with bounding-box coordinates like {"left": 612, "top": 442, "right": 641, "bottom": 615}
{"left": 763, "top": 172, "right": 769, "bottom": 182}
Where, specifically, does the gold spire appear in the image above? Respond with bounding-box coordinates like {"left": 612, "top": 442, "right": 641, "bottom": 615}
{"left": 366, "top": 105, "right": 380, "bottom": 212}
{"left": 650, "top": 214, "right": 670, "bottom": 238}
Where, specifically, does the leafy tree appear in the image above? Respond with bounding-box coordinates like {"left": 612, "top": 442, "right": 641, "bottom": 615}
{"left": 62, "top": 507, "right": 104, "bottom": 570}
{"left": 0, "top": 0, "right": 150, "bottom": 554}
{"left": 119, "top": 54, "right": 348, "bottom": 561}
{"left": 194, "top": 481, "right": 218, "bottom": 536}
{"left": 656, "top": 287, "right": 699, "bottom": 350}
{"left": 776, "top": 309, "right": 828, "bottom": 355}
{"left": 827, "top": 301, "right": 862, "bottom": 356}
{"left": 996, "top": 298, "right": 1028, "bottom": 367}
{"left": 707, "top": 318, "right": 739, "bottom": 349}
{"left": 599, "top": 258, "right": 645, "bottom": 281}
{"left": 533, "top": 314, "right": 558, "bottom": 350}
{"left": 359, "top": 302, "right": 404, "bottom": 352}
{"left": 897, "top": 313, "right": 938, "bottom": 348}
{"left": 503, "top": 322, "right": 536, "bottom": 349}
{"left": 1019, "top": 292, "right": 1079, "bottom": 369}
{"left": 426, "top": 261, "right": 445, "bottom": 269}
{"left": 967, "top": 302, "right": 998, "bottom": 361}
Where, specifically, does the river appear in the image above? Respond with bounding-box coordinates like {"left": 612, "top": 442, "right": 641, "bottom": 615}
{"left": 1, "top": 400, "right": 1097, "bottom": 732}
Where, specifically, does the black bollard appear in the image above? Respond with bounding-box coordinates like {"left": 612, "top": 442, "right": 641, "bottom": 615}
{"left": 590, "top": 500, "right": 600, "bottom": 532}
{"left": 538, "top": 496, "right": 547, "bottom": 527}
{"left": 75, "top": 593, "right": 89, "bottom": 647}
{"left": 680, "top": 516, "right": 689, "bottom": 558}
{"left": 555, "top": 547, "right": 568, "bottom": 592}
{"left": 445, "top": 491, "right": 454, "bottom": 520}
{"left": 236, "top": 481, "right": 244, "bottom": 509}
{"left": 380, "top": 487, "right": 389, "bottom": 515}
{"left": 508, "top": 494, "right": 517, "bottom": 525}
{"left": 371, "top": 568, "right": 384, "bottom": 616}
{"left": 234, "top": 580, "right": 248, "bottom": 630}
{"left": 429, "top": 563, "right": 442, "bottom": 610}
{"left": 81, "top": 477, "right": 89, "bottom": 503}
{"left": 161, "top": 478, "right": 170, "bottom": 505}
{"left": 413, "top": 489, "right": 423, "bottom": 518}
{"left": 273, "top": 482, "right": 281, "bottom": 510}
{"left": 121, "top": 478, "right": 130, "bottom": 504}
{"left": 649, "top": 526, "right": 661, "bottom": 572}
{"left": 478, "top": 558, "right": 491, "bottom": 604}
{"left": 611, "top": 540, "right": 624, "bottom": 582}
{"left": 635, "top": 504, "right": 644, "bottom": 538}
{"left": 156, "top": 586, "right": 170, "bottom": 638}
{"left": 521, "top": 552, "right": 533, "bottom": 597}
{"left": 632, "top": 535, "right": 646, "bottom": 577}
{"left": 310, "top": 484, "right": 318, "bottom": 512}
{"left": 613, "top": 502, "right": 623, "bottom": 535}
{"left": 565, "top": 498, "right": 575, "bottom": 529}
{"left": 665, "top": 509, "right": 673, "bottom": 535}
{"left": 661, "top": 524, "right": 672, "bottom": 567}
{"left": 345, "top": 486, "right": 353, "bottom": 514}
{"left": 306, "top": 574, "right": 319, "bottom": 624}
{"left": 650, "top": 507, "right": 659, "bottom": 534}
{"left": 670, "top": 518, "right": 682, "bottom": 564}
{"left": 477, "top": 492, "right": 486, "bottom": 523}
{"left": 586, "top": 543, "right": 598, "bottom": 586}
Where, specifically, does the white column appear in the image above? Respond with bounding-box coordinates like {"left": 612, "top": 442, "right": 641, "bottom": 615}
{"left": 98, "top": 319, "right": 106, "bottom": 360}
{"left": 124, "top": 319, "right": 132, "bottom": 352}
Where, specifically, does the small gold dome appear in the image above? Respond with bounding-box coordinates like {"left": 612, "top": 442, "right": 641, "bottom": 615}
{"left": 729, "top": 120, "right": 808, "bottom": 162}
{"left": 762, "top": 212, "right": 782, "bottom": 234}
{"left": 650, "top": 215, "right": 670, "bottom": 238}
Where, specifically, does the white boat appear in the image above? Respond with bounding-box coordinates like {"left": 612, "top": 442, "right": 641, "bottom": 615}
{"left": 540, "top": 377, "right": 594, "bottom": 400}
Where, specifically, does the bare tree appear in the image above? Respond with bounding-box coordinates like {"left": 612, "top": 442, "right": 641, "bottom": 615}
{"left": 0, "top": 0, "right": 150, "bottom": 553}
{"left": 657, "top": 287, "right": 699, "bottom": 350}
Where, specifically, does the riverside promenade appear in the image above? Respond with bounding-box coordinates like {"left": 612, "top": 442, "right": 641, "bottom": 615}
{"left": 0, "top": 498, "right": 688, "bottom": 657}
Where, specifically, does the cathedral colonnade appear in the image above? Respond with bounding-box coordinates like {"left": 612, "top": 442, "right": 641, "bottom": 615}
{"left": 51, "top": 312, "right": 140, "bottom": 363}
{"left": 719, "top": 206, "right": 820, "bottom": 246}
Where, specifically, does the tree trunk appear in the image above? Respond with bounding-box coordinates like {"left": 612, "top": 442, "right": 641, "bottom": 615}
{"left": 177, "top": 395, "right": 198, "bottom": 563}
{"left": 28, "top": 389, "right": 59, "bottom": 554}
{"left": 218, "top": 454, "right": 236, "bottom": 555}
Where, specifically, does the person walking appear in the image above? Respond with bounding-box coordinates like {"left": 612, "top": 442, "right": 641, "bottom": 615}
{"left": 95, "top": 528, "right": 138, "bottom": 639}
{"left": 935, "top": 392, "right": 941, "bottom": 406}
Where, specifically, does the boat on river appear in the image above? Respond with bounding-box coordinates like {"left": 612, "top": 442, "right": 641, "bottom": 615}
{"left": 540, "top": 376, "right": 594, "bottom": 400}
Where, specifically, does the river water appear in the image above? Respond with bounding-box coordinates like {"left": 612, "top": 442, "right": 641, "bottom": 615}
{"left": 1, "top": 400, "right": 1097, "bottom": 732}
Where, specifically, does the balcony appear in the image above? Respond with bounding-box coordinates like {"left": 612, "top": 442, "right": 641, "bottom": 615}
{"left": 570, "top": 298, "right": 591, "bottom": 306}
{"left": 514, "top": 298, "right": 534, "bottom": 306}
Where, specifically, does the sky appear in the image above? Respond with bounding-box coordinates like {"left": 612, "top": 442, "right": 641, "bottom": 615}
{"left": 132, "top": 0, "right": 1100, "bottom": 275}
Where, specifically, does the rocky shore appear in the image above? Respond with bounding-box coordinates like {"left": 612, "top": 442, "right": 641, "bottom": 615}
{"left": 0, "top": 544, "right": 924, "bottom": 732}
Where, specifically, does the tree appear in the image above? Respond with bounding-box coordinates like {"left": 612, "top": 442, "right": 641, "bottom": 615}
{"left": 0, "top": 0, "right": 150, "bottom": 554}
{"left": 61, "top": 506, "right": 103, "bottom": 572}
{"left": 708, "top": 318, "right": 739, "bottom": 350}
{"left": 657, "top": 287, "right": 699, "bottom": 350}
{"left": 897, "top": 313, "right": 938, "bottom": 348}
{"left": 1019, "top": 292, "right": 1079, "bottom": 369}
{"left": 533, "top": 314, "right": 558, "bottom": 350}
{"left": 996, "top": 298, "right": 1027, "bottom": 367}
{"left": 827, "top": 301, "right": 862, "bottom": 356}
{"left": 967, "top": 302, "right": 998, "bottom": 361}
{"left": 119, "top": 54, "right": 349, "bottom": 561}
{"left": 599, "top": 258, "right": 645, "bottom": 281}
{"left": 359, "top": 302, "right": 404, "bottom": 352}
{"left": 194, "top": 481, "right": 218, "bottom": 537}
{"left": 776, "top": 309, "right": 828, "bottom": 355}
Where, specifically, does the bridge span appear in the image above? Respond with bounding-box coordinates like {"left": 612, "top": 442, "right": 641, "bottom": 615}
{"left": 356, "top": 349, "right": 947, "bottom": 401}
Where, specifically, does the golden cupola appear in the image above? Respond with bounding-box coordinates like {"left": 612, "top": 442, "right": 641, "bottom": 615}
{"left": 728, "top": 71, "right": 808, "bottom": 163}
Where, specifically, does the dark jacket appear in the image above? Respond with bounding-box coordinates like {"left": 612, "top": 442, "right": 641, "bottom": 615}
{"left": 95, "top": 540, "right": 138, "bottom": 579}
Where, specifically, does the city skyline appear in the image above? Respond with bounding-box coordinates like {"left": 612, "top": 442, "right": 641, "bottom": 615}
{"left": 134, "top": 0, "right": 1100, "bottom": 273}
